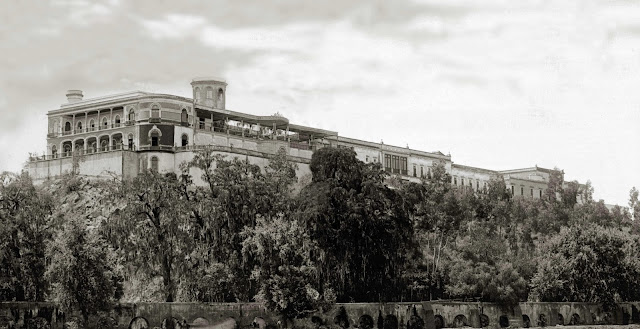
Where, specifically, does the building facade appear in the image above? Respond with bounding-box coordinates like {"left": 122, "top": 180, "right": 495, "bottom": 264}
{"left": 28, "top": 77, "right": 575, "bottom": 198}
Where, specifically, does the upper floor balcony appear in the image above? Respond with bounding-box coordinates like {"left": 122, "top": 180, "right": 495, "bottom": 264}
{"left": 48, "top": 121, "right": 135, "bottom": 138}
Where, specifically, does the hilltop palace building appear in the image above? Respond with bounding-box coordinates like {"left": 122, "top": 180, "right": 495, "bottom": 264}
{"left": 28, "top": 77, "right": 572, "bottom": 199}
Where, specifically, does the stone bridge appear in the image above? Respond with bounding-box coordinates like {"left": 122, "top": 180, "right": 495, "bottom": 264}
{"left": 1, "top": 301, "right": 639, "bottom": 329}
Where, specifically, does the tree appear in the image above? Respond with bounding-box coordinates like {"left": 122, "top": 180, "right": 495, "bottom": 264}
{"left": 400, "top": 162, "right": 466, "bottom": 301}
{"left": 296, "top": 147, "right": 413, "bottom": 302}
{"left": 184, "top": 148, "right": 298, "bottom": 301}
{"left": 530, "top": 224, "right": 640, "bottom": 306}
{"left": 243, "top": 216, "right": 334, "bottom": 321}
{"left": 106, "top": 171, "right": 191, "bottom": 302}
{"left": 46, "top": 218, "right": 122, "bottom": 323}
{"left": 0, "top": 172, "right": 54, "bottom": 301}
{"left": 445, "top": 223, "right": 527, "bottom": 305}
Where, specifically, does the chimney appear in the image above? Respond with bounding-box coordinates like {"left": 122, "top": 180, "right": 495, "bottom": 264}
{"left": 66, "top": 90, "right": 83, "bottom": 103}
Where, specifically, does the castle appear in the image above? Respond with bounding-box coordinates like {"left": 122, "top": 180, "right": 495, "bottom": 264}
{"left": 28, "top": 77, "right": 570, "bottom": 198}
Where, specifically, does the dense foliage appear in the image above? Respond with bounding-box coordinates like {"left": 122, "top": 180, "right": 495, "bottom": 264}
{"left": 1, "top": 147, "right": 639, "bottom": 320}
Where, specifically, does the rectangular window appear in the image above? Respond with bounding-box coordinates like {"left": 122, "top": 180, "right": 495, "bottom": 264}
{"left": 385, "top": 154, "right": 391, "bottom": 171}
{"left": 366, "top": 155, "right": 369, "bottom": 163}
{"left": 454, "top": 177, "right": 458, "bottom": 185}
{"left": 413, "top": 165, "right": 417, "bottom": 177}
{"left": 477, "top": 181, "right": 480, "bottom": 189}
{"left": 539, "top": 190, "right": 542, "bottom": 198}
{"left": 531, "top": 188, "right": 533, "bottom": 197}
{"left": 420, "top": 166, "right": 424, "bottom": 178}
{"left": 461, "top": 178, "right": 464, "bottom": 186}
{"left": 511, "top": 186, "right": 514, "bottom": 195}
{"left": 521, "top": 187, "right": 524, "bottom": 195}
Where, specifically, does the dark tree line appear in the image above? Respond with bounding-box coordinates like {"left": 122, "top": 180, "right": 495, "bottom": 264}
{"left": 1, "top": 147, "right": 640, "bottom": 323}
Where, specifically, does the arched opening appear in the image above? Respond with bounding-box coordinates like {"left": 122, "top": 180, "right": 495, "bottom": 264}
{"left": 114, "top": 115, "right": 121, "bottom": 127}
{"left": 26, "top": 317, "right": 49, "bottom": 329}
{"left": 538, "top": 314, "right": 547, "bottom": 327}
{"left": 64, "top": 121, "right": 71, "bottom": 132}
{"left": 63, "top": 142, "right": 72, "bottom": 157}
{"left": 522, "top": 315, "right": 530, "bottom": 328}
{"left": 407, "top": 313, "right": 424, "bottom": 329}
{"left": 181, "top": 109, "right": 188, "bottom": 124}
{"left": 623, "top": 310, "right": 630, "bottom": 325}
{"left": 151, "top": 104, "right": 160, "bottom": 118}
{"left": 181, "top": 134, "right": 188, "bottom": 147}
{"left": 102, "top": 117, "right": 109, "bottom": 130}
{"left": 217, "top": 88, "right": 224, "bottom": 108}
{"left": 480, "top": 314, "right": 490, "bottom": 328}
{"left": 87, "top": 137, "right": 97, "bottom": 154}
{"left": 334, "top": 307, "right": 350, "bottom": 328}
{"left": 453, "top": 315, "right": 467, "bottom": 328}
{"left": 434, "top": 315, "right": 444, "bottom": 329}
{"left": 76, "top": 121, "right": 83, "bottom": 133}
{"left": 151, "top": 156, "right": 159, "bottom": 172}
{"left": 51, "top": 145, "right": 57, "bottom": 159}
{"left": 112, "top": 133, "right": 123, "bottom": 150}
{"left": 569, "top": 314, "right": 580, "bottom": 326}
{"left": 557, "top": 314, "right": 564, "bottom": 325}
{"left": 128, "top": 109, "right": 135, "bottom": 122}
{"left": 499, "top": 315, "right": 509, "bottom": 328}
{"left": 633, "top": 306, "right": 640, "bottom": 323}
{"left": 162, "top": 317, "right": 185, "bottom": 329}
{"left": 129, "top": 316, "right": 149, "bottom": 329}
{"left": 359, "top": 315, "right": 374, "bottom": 329}
{"left": 74, "top": 140, "right": 84, "bottom": 155}
{"left": 89, "top": 119, "right": 95, "bottom": 131}
{"left": 384, "top": 315, "right": 398, "bottom": 329}
{"left": 128, "top": 134, "right": 134, "bottom": 150}
{"left": 101, "top": 139, "right": 109, "bottom": 152}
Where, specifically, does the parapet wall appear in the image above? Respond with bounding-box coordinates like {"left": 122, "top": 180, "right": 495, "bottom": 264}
{"left": 1, "top": 301, "right": 639, "bottom": 329}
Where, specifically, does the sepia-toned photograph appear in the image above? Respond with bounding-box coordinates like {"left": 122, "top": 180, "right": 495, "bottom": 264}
{"left": 1, "top": 1, "right": 640, "bottom": 329}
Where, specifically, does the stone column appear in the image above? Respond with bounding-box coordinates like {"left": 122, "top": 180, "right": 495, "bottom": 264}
{"left": 110, "top": 108, "right": 113, "bottom": 129}
{"left": 97, "top": 109, "right": 101, "bottom": 130}
{"left": 72, "top": 114, "right": 76, "bottom": 134}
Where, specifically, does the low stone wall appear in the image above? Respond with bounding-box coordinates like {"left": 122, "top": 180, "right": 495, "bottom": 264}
{"left": 0, "top": 301, "right": 638, "bottom": 329}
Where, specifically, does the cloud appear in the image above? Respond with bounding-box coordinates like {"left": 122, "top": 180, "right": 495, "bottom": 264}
{"left": 0, "top": 0, "right": 639, "bottom": 206}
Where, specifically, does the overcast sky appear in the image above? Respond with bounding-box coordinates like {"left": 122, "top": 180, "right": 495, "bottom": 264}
{"left": 1, "top": 0, "right": 639, "bottom": 206}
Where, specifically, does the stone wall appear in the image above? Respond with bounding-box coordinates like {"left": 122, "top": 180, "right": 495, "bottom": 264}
{"left": 1, "top": 301, "right": 639, "bottom": 329}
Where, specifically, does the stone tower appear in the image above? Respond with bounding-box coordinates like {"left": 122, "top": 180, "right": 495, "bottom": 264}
{"left": 191, "top": 77, "right": 227, "bottom": 109}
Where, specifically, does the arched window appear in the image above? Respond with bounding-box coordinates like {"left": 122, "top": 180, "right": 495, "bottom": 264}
{"left": 89, "top": 119, "right": 95, "bottom": 131}
{"left": 76, "top": 121, "right": 83, "bottom": 132}
{"left": 100, "top": 140, "right": 109, "bottom": 152}
{"left": 64, "top": 144, "right": 71, "bottom": 157}
{"left": 181, "top": 109, "right": 188, "bottom": 124}
{"left": 114, "top": 115, "right": 121, "bottom": 127}
{"left": 102, "top": 117, "right": 109, "bottom": 129}
{"left": 151, "top": 105, "right": 160, "bottom": 118}
{"left": 195, "top": 87, "right": 201, "bottom": 101}
{"left": 150, "top": 156, "right": 159, "bottom": 172}
{"left": 53, "top": 121, "right": 59, "bottom": 134}
{"left": 90, "top": 141, "right": 97, "bottom": 153}
{"left": 64, "top": 122, "right": 71, "bottom": 132}
{"left": 181, "top": 134, "right": 188, "bottom": 147}
{"left": 51, "top": 145, "right": 57, "bottom": 159}
{"left": 206, "top": 87, "right": 214, "bottom": 99}
{"left": 217, "top": 88, "right": 224, "bottom": 108}
{"left": 128, "top": 109, "right": 135, "bottom": 122}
